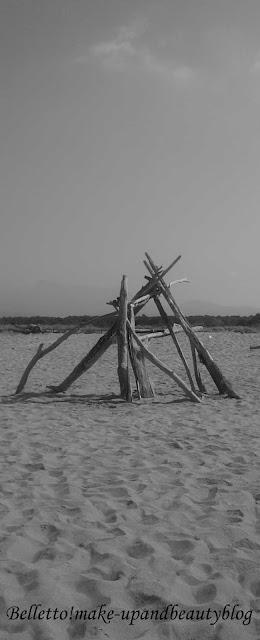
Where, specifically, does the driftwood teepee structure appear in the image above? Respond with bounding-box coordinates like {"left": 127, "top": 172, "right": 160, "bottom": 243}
{"left": 15, "top": 253, "right": 240, "bottom": 402}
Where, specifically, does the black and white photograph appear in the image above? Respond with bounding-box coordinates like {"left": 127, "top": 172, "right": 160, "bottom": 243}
{"left": 0, "top": 1, "right": 259, "bottom": 638}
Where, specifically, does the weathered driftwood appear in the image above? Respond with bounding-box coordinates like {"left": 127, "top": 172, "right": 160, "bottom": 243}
{"left": 117, "top": 276, "right": 132, "bottom": 401}
{"left": 127, "top": 311, "right": 141, "bottom": 399}
{"left": 250, "top": 345, "right": 260, "bottom": 350}
{"left": 15, "top": 326, "right": 81, "bottom": 394}
{"left": 161, "top": 255, "right": 181, "bottom": 278}
{"left": 168, "top": 278, "right": 190, "bottom": 288}
{"left": 144, "top": 253, "right": 240, "bottom": 399}
{"left": 45, "top": 286, "right": 154, "bottom": 395}
{"left": 14, "top": 250, "right": 238, "bottom": 404}
{"left": 131, "top": 293, "right": 151, "bottom": 307}
{"left": 14, "top": 307, "right": 121, "bottom": 394}
{"left": 127, "top": 321, "right": 201, "bottom": 403}
{"left": 131, "top": 254, "right": 181, "bottom": 304}
{"left": 47, "top": 322, "right": 117, "bottom": 393}
{"left": 153, "top": 295, "right": 196, "bottom": 393}
{"left": 139, "top": 326, "right": 204, "bottom": 340}
{"left": 190, "top": 342, "right": 206, "bottom": 394}
{"left": 128, "top": 306, "right": 154, "bottom": 398}
{"left": 140, "top": 329, "right": 170, "bottom": 340}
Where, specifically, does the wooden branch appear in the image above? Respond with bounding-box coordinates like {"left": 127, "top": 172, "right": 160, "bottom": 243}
{"left": 128, "top": 305, "right": 154, "bottom": 398}
{"left": 144, "top": 252, "right": 240, "bottom": 399}
{"left": 127, "top": 309, "right": 141, "bottom": 399}
{"left": 161, "top": 254, "right": 181, "bottom": 278}
{"left": 47, "top": 322, "right": 117, "bottom": 393}
{"left": 131, "top": 273, "right": 160, "bottom": 303}
{"left": 190, "top": 341, "right": 207, "bottom": 394}
{"left": 130, "top": 255, "right": 182, "bottom": 307}
{"left": 15, "top": 326, "right": 81, "bottom": 394}
{"left": 127, "top": 321, "right": 201, "bottom": 403}
{"left": 153, "top": 296, "right": 197, "bottom": 393}
{"left": 131, "top": 294, "right": 151, "bottom": 306}
{"left": 14, "top": 306, "right": 122, "bottom": 395}
{"left": 140, "top": 330, "right": 170, "bottom": 340}
{"left": 139, "top": 326, "right": 204, "bottom": 340}
{"left": 46, "top": 287, "right": 155, "bottom": 394}
{"left": 250, "top": 345, "right": 260, "bottom": 350}
{"left": 168, "top": 278, "right": 190, "bottom": 288}
{"left": 117, "top": 276, "right": 132, "bottom": 401}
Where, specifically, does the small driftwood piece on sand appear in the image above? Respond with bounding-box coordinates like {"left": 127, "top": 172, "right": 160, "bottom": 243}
{"left": 117, "top": 276, "right": 132, "bottom": 401}
{"left": 127, "top": 320, "right": 201, "bottom": 403}
{"left": 15, "top": 326, "right": 81, "bottom": 394}
{"left": 139, "top": 326, "right": 204, "bottom": 340}
{"left": 128, "top": 305, "right": 154, "bottom": 398}
{"left": 250, "top": 345, "right": 260, "bottom": 350}
{"left": 144, "top": 252, "right": 240, "bottom": 399}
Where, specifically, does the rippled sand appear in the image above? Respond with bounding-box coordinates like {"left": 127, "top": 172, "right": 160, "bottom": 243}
{"left": 0, "top": 331, "right": 259, "bottom": 639}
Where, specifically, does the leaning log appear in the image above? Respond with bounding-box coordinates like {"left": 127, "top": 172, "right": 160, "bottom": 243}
{"left": 128, "top": 305, "right": 154, "bottom": 398}
{"left": 47, "top": 322, "right": 117, "bottom": 393}
{"left": 117, "top": 276, "right": 132, "bottom": 401}
{"left": 144, "top": 253, "right": 240, "bottom": 399}
{"left": 46, "top": 283, "right": 156, "bottom": 394}
{"left": 127, "top": 321, "right": 201, "bottom": 403}
{"left": 153, "top": 295, "right": 196, "bottom": 393}
{"left": 190, "top": 342, "right": 207, "bottom": 394}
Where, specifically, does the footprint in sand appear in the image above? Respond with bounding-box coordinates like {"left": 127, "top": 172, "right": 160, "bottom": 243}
{"left": 110, "top": 486, "right": 129, "bottom": 498}
{"left": 90, "top": 566, "right": 124, "bottom": 581}
{"left": 22, "top": 508, "right": 35, "bottom": 519}
{"left": 16, "top": 568, "right": 39, "bottom": 591}
{"left": 226, "top": 509, "right": 244, "bottom": 523}
{"left": 33, "top": 547, "right": 56, "bottom": 562}
{"left": 40, "top": 523, "right": 60, "bottom": 543}
{"left": 76, "top": 576, "right": 111, "bottom": 608}
{"left": 87, "top": 544, "right": 110, "bottom": 563}
{"left": 141, "top": 510, "right": 159, "bottom": 525}
{"left": 250, "top": 580, "right": 260, "bottom": 597}
{"left": 110, "top": 526, "right": 126, "bottom": 537}
{"left": 67, "top": 620, "right": 87, "bottom": 639}
{"left": 194, "top": 583, "right": 217, "bottom": 603}
{"left": 25, "top": 462, "right": 45, "bottom": 471}
{"left": 168, "top": 539, "right": 194, "bottom": 559}
{"left": 48, "top": 469, "right": 64, "bottom": 478}
{"left": 104, "top": 509, "right": 117, "bottom": 524}
{"left": 126, "top": 499, "right": 137, "bottom": 508}
{"left": 127, "top": 539, "right": 154, "bottom": 559}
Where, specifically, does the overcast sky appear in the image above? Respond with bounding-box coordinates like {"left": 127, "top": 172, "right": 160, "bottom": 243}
{"left": 0, "top": 0, "right": 260, "bottom": 314}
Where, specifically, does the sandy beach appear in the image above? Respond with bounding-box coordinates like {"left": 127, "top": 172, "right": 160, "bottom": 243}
{"left": 0, "top": 331, "right": 259, "bottom": 639}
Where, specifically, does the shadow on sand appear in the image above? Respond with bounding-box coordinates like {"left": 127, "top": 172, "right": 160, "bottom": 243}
{"left": 1, "top": 390, "right": 191, "bottom": 407}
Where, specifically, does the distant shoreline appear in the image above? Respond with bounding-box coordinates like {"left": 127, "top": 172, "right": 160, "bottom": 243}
{"left": 0, "top": 313, "right": 259, "bottom": 334}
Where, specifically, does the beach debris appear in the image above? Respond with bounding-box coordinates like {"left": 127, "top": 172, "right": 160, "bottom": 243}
{"left": 14, "top": 252, "right": 240, "bottom": 401}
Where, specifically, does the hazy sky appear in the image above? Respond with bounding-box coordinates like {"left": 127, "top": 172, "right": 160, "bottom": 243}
{"left": 0, "top": 0, "right": 260, "bottom": 314}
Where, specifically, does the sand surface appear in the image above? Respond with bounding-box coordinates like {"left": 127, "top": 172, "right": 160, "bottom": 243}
{"left": 0, "top": 331, "right": 259, "bottom": 639}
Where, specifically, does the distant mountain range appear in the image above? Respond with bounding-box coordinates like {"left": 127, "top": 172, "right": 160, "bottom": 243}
{"left": 0, "top": 281, "right": 258, "bottom": 317}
